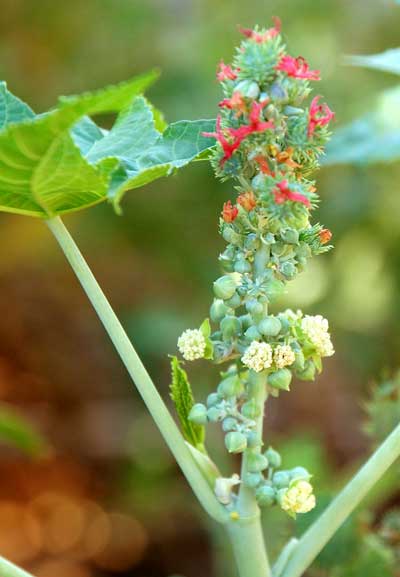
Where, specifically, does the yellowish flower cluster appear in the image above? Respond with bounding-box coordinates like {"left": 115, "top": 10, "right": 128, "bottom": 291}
{"left": 177, "top": 329, "right": 206, "bottom": 361}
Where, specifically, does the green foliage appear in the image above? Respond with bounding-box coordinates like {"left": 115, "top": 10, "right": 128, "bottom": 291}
{"left": 339, "top": 535, "right": 395, "bottom": 577}
{"left": 364, "top": 371, "right": 400, "bottom": 444}
{"left": 169, "top": 356, "right": 205, "bottom": 450}
{"left": 324, "top": 85, "right": 400, "bottom": 165}
{"left": 0, "top": 75, "right": 216, "bottom": 217}
{"left": 344, "top": 49, "right": 400, "bottom": 76}
{"left": 0, "top": 404, "right": 49, "bottom": 457}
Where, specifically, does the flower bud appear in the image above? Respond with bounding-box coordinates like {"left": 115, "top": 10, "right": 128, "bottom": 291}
{"left": 265, "top": 447, "right": 282, "bottom": 469}
{"left": 277, "top": 315, "right": 290, "bottom": 335}
{"left": 239, "top": 314, "right": 252, "bottom": 330}
{"left": 222, "top": 227, "right": 242, "bottom": 245}
{"left": 244, "top": 233, "right": 260, "bottom": 251}
{"left": 241, "top": 398, "right": 261, "bottom": 419}
{"left": 270, "top": 82, "right": 288, "bottom": 102}
{"left": 280, "top": 261, "right": 297, "bottom": 279}
{"left": 247, "top": 452, "right": 269, "bottom": 473}
{"left": 222, "top": 417, "right": 238, "bottom": 432}
{"left": 210, "top": 299, "right": 230, "bottom": 323}
{"left": 244, "top": 326, "right": 262, "bottom": 342}
{"left": 290, "top": 466, "right": 311, "bottom": 481}
{"left": 258, "top": 316, "right": 282, "bottom": 337}
{"left": 292, "top": 350, "right": 305, "bottom": 371}
{"left": 243, "top": 472, "right": 263, "bottom": 488}
{"left": 283, "top": 105, "right": 303, "bottom": 116}
{"left": 207, "top": 406, "right": 225, "bottom": 422}
{"left": 235, "top": 79, "right": 260, "bottom": 99}
{"left": 234, "top": 256, "right": 252, "bottom": 274}
{"left": 280, "top": 228, "right": 299, "bottom": 244}
{"left": 206, "top": 393, "right": 220, "bottom": 408}
{"left": 213, "top": 275, "right": 238, "bottom": 300}
{"left": 272, "top": 471, "right": 291, "bottom": 489}
{"left": 225, "top": 431, "right": 248, "bottom": 453}
{"left": 256, "top": 485, "right": 276, "bottom": 507}
{"left": 296, "top": 359, "right": 316, "bottom": 381}
{"left": 268, "top": 368, "right": 292, "bottom": 391}
{"left": 246, "top": 299, "right": 264, "bottom": 317}
{"left": 225, "top": 292, "right": 242, "bottom": 308}
{"left": 218, "top": 374, "right": 243, "bottom": 398}
{"left": 188, "top": 403, "right": 208, "bottom": 425}
{"left": 220, "top": 315, "right": 242, "bottom": 341}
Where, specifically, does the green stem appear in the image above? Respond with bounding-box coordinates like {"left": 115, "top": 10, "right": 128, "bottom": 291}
{"left": 234, "top": 371, "right": 271, "bottom": 577}
{"left": 227, "top": 516, "right": 271, "bottom": 577}
{"left": 281, "top": 421, "right": 400, "bottom": 577}
{"left": 46, "top": 216, "right": 228, "bottom": 525}
{"left": 0, "top": 557, "right": 34, "bottom": 577}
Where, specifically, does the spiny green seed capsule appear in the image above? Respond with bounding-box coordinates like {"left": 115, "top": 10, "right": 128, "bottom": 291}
{"left": 280, "top": 261, "right": 297, "bottom": 279}
{"left": 247, "top": 452, "right": 269, "bottom": 473}
{"left": 256, "top": 485, "right": 276, "bottom": 507}
{"left": 258, "top": 316, "right": 282, "bottom": 337}
{"left": 213, "top": 275, "right": 238, "bottom": 300}
{"left": 265, "top": 447, "right": 282, "bottom": 469}
{"left": 280, "top": 228, "right": 299, "bottom": 244}
{"left": 188, "top": 403, "right": 208, "bottom": 425}
{"left": 225, "top": 431, "right": 248, "bottom": 453}
{"left": 268, "top": 368, "right": 292, "bottom": 391}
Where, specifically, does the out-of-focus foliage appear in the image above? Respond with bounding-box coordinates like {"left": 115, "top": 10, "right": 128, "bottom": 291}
{"left": 344, "top": 49, "right": 400, "bottom": 75}
{"left": 0, "top": 404, "right": 49, "bottom": 457}
{"left": 364, "top": 371, "right": 400, "bottom": 444}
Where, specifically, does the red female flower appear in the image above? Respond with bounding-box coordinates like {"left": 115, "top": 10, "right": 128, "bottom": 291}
{"left": 276, "top": 147, "right": 300, "bottom": 168}
{"left": 222, "top": 200, "right": 239, "bottom": 222}
{"left": 216, "top": 61, "right": 238, "bottom": 82}
{"left": 239, "top": 17, "right": 281, "bottom": 43}
{"left": 254, "top": 155, "right": 275, "bottom": 176}
{"left": 229, "top": 100, "right": 274, "bottom": 144}
{"left": 202, "top": 116, "right": 242, "bottom": 165}
{"left": 237, "top": 190, "right": 257, "bottom": 211}
{"left": 276, "top": 55, "right": 320, "bottom": 80}
{"left": 273, "top": 180, "right": 310, "bottom": 207}
{"left": 319, "top": 228, "right": 332, "bottom": 244}
{"left": 219, "top": 91, "right": 247, "bottom": 117}
{"left": 308, "top": 96, "right": 334, "bottom": 137}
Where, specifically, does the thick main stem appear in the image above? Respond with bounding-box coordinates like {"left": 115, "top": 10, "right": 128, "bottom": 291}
{"left": 0, "top": 557, "right": 34, "bottom": 577}
{"left": 280, "top": 421, "right": 400, "bottom": 577}
{"left": 46, "top": 216, "right": 228, "bottom": 525}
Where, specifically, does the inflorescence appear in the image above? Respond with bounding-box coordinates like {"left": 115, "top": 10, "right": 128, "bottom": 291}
{"left": 175, "top": 19, "right": 334, "bottom": 518}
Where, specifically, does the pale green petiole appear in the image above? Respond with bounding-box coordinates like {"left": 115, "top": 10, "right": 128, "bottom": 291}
{"left": 280, "top": 420, "right": 400, "bottom": 577}
{"left": 0, "top": 556, "right": 35, "bottom": 577}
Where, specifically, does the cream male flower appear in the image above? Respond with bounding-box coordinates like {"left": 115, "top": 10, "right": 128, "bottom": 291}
{"left": 279, "top": 480, "right": 316, "bottom": 515}
{"left": 177, "top": 329, "right": 206, "bottom": 361}
{"left": 301, "top": 314, "right": 334, "bottom": 357}
{"left": 241, "top": 341, "right": 273, "bottom": 373}
{"left": 274, "top": 344, "right": 296, "bottom": 368}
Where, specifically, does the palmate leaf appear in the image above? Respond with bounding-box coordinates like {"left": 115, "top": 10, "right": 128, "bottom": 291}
{"left": 323, "top": 85, "right": 400, "bottom": 165}
{"left": 73, "top": 96, "right": 216, "bottom": 210}
{"left": 0, "top": 76, "right": 216, "bottom": 218}
{"left": 0, "top": 71, "right": 158, "bottom": 217}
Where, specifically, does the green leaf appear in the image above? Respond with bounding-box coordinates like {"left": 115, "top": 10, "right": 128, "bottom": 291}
{"left": 169, "top": 356, "right": 205, "bottom": 449}
{"left": 324, "top": 85, "right": 400, "bottom": 165}
{"left": 199, "top": 318, "right": 214, "bottom": 359}
{"left": 344, "top": 49, "right": 400, "bottom": 76}
{"left": 0, "top": 404, "right": 49, "bottom": 457}
{"left": 0, "top": 81, "right": 34, "bottom": 129}
{"left": 0, "top": 70, "right": 158, "bottom": 217}
{"left": 106, "top": 116, "right": 216, "bottom": 209}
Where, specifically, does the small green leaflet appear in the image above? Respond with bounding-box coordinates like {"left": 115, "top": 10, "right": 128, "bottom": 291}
{"left": 323, "top": 86, "right": 400, "bottom": 165}
{"left": 0, "top": 404, "right": 49, "bottom": 457}
{"left": 0, "top": 76, "right": 216, "bottom": 218}
{"left": 169, "top": 355, "right": 205, "bottom": 450}
{"left": 343, "top": 49, "right": 400, "bottom": 76}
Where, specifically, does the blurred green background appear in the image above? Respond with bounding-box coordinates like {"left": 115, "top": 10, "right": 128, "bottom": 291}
{"left": 0, "top": 1, "right": 400, "bottom": 576}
